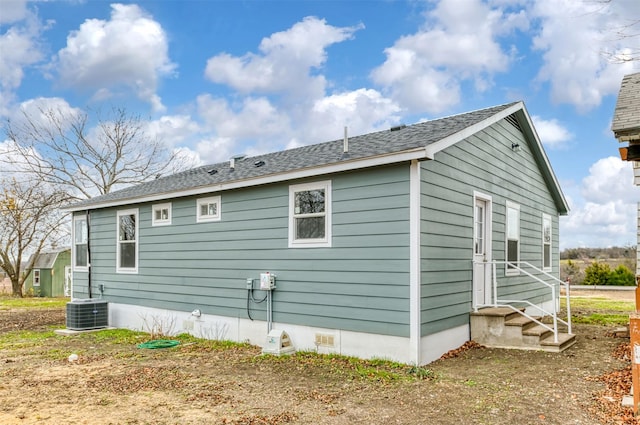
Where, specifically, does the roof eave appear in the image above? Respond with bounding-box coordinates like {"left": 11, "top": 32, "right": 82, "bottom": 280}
{"left": 424, "top": 102, "right": 524, "bottom": 158}
{"left": 516, "top": 106, "right": 570, "bottom": 215}
{"left": 64, "top": 147, "right": 430, "bottom": 212}
{"left": 613, "top": 130, "right": 640, "bottom": 142}
{"left": 424, "top": 100, "right": 569, "bottom": 216}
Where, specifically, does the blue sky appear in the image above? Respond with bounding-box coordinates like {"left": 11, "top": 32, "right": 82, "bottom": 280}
{"left": 1, "top": 0, "right": 640, "bottom": 249}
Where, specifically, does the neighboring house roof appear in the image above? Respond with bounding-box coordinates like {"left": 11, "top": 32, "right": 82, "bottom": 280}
{"left": 612, "top": 72, "right": 640, "bottom": 141}
{"left": 29, "top": 249, "right": 70, "bottom": 269}
{"left": 66, "top": 101, "right": 569, "bottom": 215}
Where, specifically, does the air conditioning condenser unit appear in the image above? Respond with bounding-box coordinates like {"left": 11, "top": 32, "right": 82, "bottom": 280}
{"left": 66, "top": 299, "right": 109, "bottom": 330}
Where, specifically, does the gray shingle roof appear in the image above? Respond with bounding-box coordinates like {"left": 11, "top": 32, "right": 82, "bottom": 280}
{"left": 29, "top": 249, "right": 69, "bottom": 269}
{"left": 612, "top": 72, "right": 640, "bottom": 139}
{"left": 69, "top": 102, "right": 517, "bottom": 210}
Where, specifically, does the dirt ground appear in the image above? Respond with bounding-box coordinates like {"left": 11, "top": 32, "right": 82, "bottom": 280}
{"left": 0, "top": 291, "right": 636, "bottom": 425}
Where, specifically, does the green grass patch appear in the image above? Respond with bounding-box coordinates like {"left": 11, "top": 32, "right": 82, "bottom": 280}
{"left": 0, "top": 329, "right": 59, "bottom": 349}
{"left": 0, "top": 296, "right": 69, "bottom": 310}
{"left": 565, "top": 297, "right": 635, "bottom": 312}
{"left": 76, "top": 328, "right": 149, "bottom": 345}
{"left": 562, "top": 296, "right": 634, "bottom": 326}
{"left": 571, "top": 313, "right": 630, "bottom": 326}
{"left": 252, "top": 350, "right": 437, "bottom": 382}
{"left": 41, "top": 348, "right": 82, "bottom": 361}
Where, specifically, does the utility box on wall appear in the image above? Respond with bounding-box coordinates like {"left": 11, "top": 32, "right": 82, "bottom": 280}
{"left": 260, "top": 272, "right": 276, "bottom": 290}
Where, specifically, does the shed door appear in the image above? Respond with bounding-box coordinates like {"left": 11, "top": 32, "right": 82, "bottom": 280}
{"left": 473, "top": 197, "right": 492, "bottom": 306}
{"left": 64, "top": 266, "right": 72, "bottom": 297}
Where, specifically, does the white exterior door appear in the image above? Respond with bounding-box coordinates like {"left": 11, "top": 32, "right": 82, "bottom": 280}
{"left": 473, "top": 196, "right": 492, "bottom": 307}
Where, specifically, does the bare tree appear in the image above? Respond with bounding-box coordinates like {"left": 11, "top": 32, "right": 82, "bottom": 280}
{"left": 595, "top": 0, "right": 640, "bottom": 63}
{"left": 2, "top": 106, "right": 189, "bottom": 200}
{"left": 0, "top": 178, "right": 67, "bottom": 297}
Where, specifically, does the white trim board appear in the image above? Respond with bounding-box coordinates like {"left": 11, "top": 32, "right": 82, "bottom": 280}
{"left": 409, "top": 160, "right": 421, "bottom": 364}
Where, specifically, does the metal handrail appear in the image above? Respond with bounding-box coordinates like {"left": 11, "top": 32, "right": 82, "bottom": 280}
{"left": 473, "top": 260, "right": 572, "bottom": 343}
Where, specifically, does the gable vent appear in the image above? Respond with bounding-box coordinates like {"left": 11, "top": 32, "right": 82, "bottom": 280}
{"left": 505, "top": 114, "right": 522, "bottom": 133}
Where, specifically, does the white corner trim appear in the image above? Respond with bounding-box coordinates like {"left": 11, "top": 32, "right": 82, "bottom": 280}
{"left": 409, "top": 160, "right": 421, "bottom": 365}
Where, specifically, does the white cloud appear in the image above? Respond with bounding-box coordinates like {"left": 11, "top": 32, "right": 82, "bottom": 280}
{"left": 197, "top": 94, "right": 292, "bottom": 141}
{"left": 55, "top": 3, "right": 176, "bottom": 112}
{"left": 303, "top": 88, "right": 402, "bottom": 144}
{"left": 194, "top": 16, "right": 411, "bottom": 162}
{"left": 0, "top": 5, "right": 46, "bottom": 116}
{"left": 531, "top": 115, "right": 572, "bottom": 149}
{"left": 205, "top": 17, "right": 362, "bottom": 101}
{"left": 0, "top": 139, "right": 31, "bottom": 179}
{"left": 581, "top": 156, "right": 638, "bottom": 204}
{"left": 561, "top": 200, "right": 635, "bottom": 248}
{"left": 0, "top": 25, "right": 42, "bottom": 91}
{"left": 530, "top": 0, "right": 639, "bottom": 111}
{"left": 561, "top": 157, "right": 640, "bottom": 248}
{"left": 195, "top": 136, "right": 237, "bottom": 164}
{"left": 371, "top": 0, "right": 528, "bottom": 114}
{"left": 10, "top": 97, "right": 82, "bottom": 128}
{"left": 172, "top": 146, "right": 203, "bottom": 168}
{"left": 0, "top": 99, "right": 76, "bottom": 183}
{"left": 145, "top": 115, "right": 201, "bottom": 148}
{"left": 0, "top": 0, "right": 28, "bottom": 24}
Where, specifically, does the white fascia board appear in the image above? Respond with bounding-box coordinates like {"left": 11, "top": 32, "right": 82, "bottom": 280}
{"left": 64, "top": 147, "right": 429, "bottom": 212}
{"left": 424, "top": 102, "right": 524, "bottom": 158}
{"left": 516, "top": 103, "right": 570, "bottom": 215}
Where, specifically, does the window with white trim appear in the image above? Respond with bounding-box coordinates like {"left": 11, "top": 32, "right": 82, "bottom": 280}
{"left": 542, "top": 213, "right": 552, "bottom": 271}
{"left": 33, "top": 269, "right": 40, "bottom": 287}
{"left": 117, "top": 209, "right": 138, "bottom": 273}
{"left": 289, "top": 181, "right": 331, "bottom": 248}
{"left": 196, "top": 196, "right": 221, "bottom": 222}
{"left": 73, "top": 215, "right": 88, "bottom": 270}
{"left": 506, "top": 201, "right": 520, "bottom": 275}
{"left": 152, "top": 203, "right": 172, "bottom": 226}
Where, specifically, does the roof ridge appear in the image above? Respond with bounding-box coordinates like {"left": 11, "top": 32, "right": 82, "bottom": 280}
{"left": 415, "top": 101, "right": 520, "bottom": 123}
{"left": 194, "top": 101, "right": 521, "bottom": 170}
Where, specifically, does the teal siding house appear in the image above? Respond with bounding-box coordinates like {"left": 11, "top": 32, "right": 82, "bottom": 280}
{"left": 24, "top": 249, "right": 72, "bottom": 297}
{"left": 66, "top": 102, "right": 569, "bottom": 365}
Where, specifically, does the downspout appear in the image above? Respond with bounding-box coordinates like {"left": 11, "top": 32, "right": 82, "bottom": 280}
{"left": 86, "top": 209, "right": 92, "bottom": 299}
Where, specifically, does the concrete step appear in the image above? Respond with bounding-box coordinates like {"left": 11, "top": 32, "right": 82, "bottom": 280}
{"left": 540, "top": 333, "right": 577, "bottom": 352}
{"left": 522, "top": 324, "right": 554, "bottom": 347}
{"left": 522, "top": 324, "right": 553, "bottom": 339}
{"left": 471, "top": 307, "right": 524, "bottom": 321}
{"left": 505, "top": 314, "right": 542, "bottom": 330}
{"left": 470, "top": 307, "right": 575, "bottom": 353}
